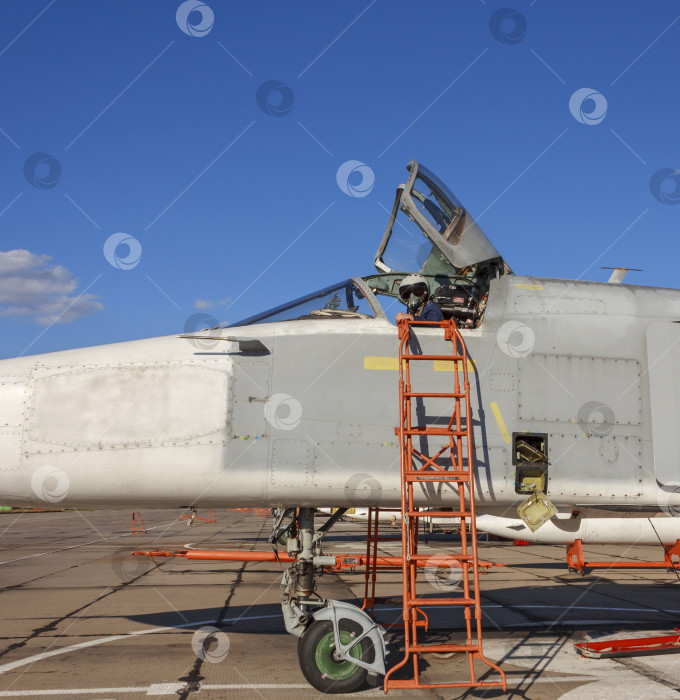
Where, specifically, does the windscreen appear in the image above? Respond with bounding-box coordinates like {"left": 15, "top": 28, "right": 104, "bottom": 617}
{"left": 228, "top": 280, "right": 376, "bottom": 327}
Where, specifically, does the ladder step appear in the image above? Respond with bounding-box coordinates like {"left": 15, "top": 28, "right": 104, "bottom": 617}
{"left": 401, "top": 354, "right": 465, "bottom": 361}
{"left": 407, "top": 597, "right": 475, "bottom": 606}
{"left": 403, "top": 391, "right": 466, "bottom": 398}
{"left": 410, "top": 644, "right": 480, "bottom": 653}
{"left": 405, "top": 474, "right": 470, "bottom": 482}
{"left": 405, "top": 480, "right": 469, "bottom": 485}
{"left": 402, "top": 428, "right": 467, "bottom": 436}
{"left": 402, "top": 319, "right": 450, "bottom": 325}
{"left": 405, "top": 471, "right": 469, "bottom": 477}
{"left": 406, "top": 510, "right": 469, "bottom": 518}
{"left": 386, "top": 680, "right": 506, "bottom": 690}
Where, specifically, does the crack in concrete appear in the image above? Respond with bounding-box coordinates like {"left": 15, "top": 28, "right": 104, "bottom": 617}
{"left": 614, "top": 656, "right": 680, "bottom": 693}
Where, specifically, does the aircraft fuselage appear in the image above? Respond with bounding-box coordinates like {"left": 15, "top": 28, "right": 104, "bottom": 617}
{"left": 1, "top": 273, "right": 678, "bottom": 515}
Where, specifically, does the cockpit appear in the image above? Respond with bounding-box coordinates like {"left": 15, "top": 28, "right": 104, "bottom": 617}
{"left": 229, "top": 160, "right": 512, "bottom": 329}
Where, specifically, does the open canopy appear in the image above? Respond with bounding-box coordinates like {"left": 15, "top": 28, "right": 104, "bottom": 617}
{"left": 374, "top": 160, "right": 506, "bottom": 275}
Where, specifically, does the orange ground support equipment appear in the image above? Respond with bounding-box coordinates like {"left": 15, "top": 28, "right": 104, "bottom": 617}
{"left": 130, "top": 547, "right": 499, "bottom": 572}
{"left": 131, "top": 512, "right": 146, "bottom": 534}
{"left": 383, "top": 317, "right": 506, "bottom": 692}
{"left": 566, "top": 538, "right": 680, "bottom": 573}
{"left": 178, "top": 509, "right": 217, "bottom": 524}
{"left": 575, "top": 630, "right": 680, "bottom": 658}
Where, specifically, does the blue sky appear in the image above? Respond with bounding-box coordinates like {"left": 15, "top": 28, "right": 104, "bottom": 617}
{"left": 0, "top": 0, "right": 678, "bottom": 358}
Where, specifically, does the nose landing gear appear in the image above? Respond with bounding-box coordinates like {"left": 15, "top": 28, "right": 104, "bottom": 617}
{"left": 273, "top": 507, "right": 387, "bottom": 693}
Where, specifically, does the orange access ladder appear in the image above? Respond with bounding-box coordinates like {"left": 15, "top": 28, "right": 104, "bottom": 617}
{"left": 383, "top": 317, "right": 506, "bottom": 692}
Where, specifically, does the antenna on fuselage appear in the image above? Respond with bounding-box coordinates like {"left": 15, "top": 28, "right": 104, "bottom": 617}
{"left": 601, "top": 267, "right": 643, "bottom": 284}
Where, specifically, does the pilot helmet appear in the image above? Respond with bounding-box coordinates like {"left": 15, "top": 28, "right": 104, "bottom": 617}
{"left": 399, "top": 274, "right": 429, "bottom": 308}
{"left": 399, "top": 275, "right": 430, "bottom": 303}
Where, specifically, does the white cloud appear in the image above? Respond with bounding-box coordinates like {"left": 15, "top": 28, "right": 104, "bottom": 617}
{"left": 0, "top": 250, "right": 103, "bottom": 326}
{"left": 193, "top": 297, "right": 231, "bottom": 310}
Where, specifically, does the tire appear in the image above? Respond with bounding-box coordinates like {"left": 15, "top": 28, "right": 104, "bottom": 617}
{"left": 297, "top": 618, "right": 374, "bottom": 694}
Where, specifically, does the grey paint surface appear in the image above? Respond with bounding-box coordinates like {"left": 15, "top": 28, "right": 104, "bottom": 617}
{"left": 647, "top": 321, "right": 680, "bottom": 486}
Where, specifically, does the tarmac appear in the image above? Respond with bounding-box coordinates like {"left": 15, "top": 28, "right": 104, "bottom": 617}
{"left": 2, "top": 508, "right": 680, "bottom": 699}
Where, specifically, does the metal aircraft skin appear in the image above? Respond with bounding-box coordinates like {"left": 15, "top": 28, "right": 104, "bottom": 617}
{"left": 1, "top": 160, "right": 679, "bottom": 529}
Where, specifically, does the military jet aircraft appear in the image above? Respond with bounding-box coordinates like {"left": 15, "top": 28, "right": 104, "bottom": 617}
{"left": 1, "top": 160, "right": 679, "bottom": 692}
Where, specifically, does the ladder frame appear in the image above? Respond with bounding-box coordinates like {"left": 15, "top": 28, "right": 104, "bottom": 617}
{"left": 383, "top": 317, "right": 506, "bottom": 691}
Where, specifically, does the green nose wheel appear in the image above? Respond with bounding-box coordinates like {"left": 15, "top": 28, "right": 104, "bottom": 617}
{"left": 297, "top": 618, "right": 375, "bottom": 694}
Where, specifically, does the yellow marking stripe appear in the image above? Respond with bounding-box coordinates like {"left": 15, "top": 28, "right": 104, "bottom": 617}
{"left": 364, "top": 356, "right": 399, "bottom": 370}
{"left": 364, "top": 356, "right": 475, "bottom": 372}
{"left": 514, "top": 283, "right": 543, "bottom": 290}
{"left": 490, "top": 401, "right": 511, "bottom": 444}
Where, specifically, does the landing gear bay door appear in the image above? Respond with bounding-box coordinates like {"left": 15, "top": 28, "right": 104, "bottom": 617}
{"left": 374, "top": 160, "right": 506, "bottom": 274}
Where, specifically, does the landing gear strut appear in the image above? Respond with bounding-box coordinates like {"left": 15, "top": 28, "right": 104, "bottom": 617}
{"left": 273, "top": 507, "right": 387, "bottom": 693}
